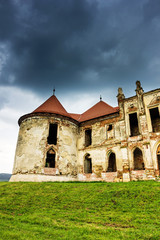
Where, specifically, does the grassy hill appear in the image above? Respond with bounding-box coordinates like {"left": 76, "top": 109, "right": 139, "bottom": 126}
{"left": 0, "top": 181, "right": 160, "bottom": 240}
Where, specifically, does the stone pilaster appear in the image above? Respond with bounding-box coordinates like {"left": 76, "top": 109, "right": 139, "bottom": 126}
{"left": 117, "top": 87, "right": 125, "bottom": 120}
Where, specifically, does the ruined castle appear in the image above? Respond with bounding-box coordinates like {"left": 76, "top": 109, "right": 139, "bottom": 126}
{"left": 10, "top": 81, "right": 160, "bottom": 182}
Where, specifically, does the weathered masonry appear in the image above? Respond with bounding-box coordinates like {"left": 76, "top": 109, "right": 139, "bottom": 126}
{"left": 10, "top": 81, "right": 160, "bottom": 182}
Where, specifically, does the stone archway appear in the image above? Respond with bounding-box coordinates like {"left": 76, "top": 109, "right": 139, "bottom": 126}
{"left": 45, "top": 148, "right": 56, "bottom": 168}
{"left": 133, "top": 148, "right": 144, "bottom": 170}
{"left": 107, "top": 152, "right": 116, "bottom": 172}
{"left": 84, "top": 154, "right": 92, "bottom": 173}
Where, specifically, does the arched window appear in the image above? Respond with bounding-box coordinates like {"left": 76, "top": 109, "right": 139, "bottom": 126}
{"left": 157, "top": 145, "right": 160, "bottom": 172}
{"left": 84, "top": 154, "right": 92, "bottom": 173}
{"left": 107, "top": 152, "right": 116, "bottom": 172}
{"left": 45, "top": 148, "right": 56, "bottom": 168}
{"left": 133, "top": 148, "right": 144, "bottom": 170}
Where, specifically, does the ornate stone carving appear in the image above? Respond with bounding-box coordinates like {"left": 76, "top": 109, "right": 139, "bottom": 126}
{"left": 135, "top": 81, "right": 145, "bottom": 115}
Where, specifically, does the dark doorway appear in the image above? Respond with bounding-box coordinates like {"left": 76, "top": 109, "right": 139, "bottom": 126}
{"left": 149, "top": 107, "right": 160, "bottom": 132}
{"left": 45, "top": 149, "right": 55, "bottom": 168}
{"left": 47, "top": 123, "right": 57, "bottom": 145}
{"left": 133, "top": 148, "right": 144, "bottom": 170}
{"left": 107, "top": 152, "right": 116, "bottom": 172}
{"left": 85, "top": 129, "right": 92, "bottom": 147}
{"left": 129, "top": 113, "right": 139, "bottom": 136}
{"left": 84, "top": 154, "right": 92, "bottom": 173}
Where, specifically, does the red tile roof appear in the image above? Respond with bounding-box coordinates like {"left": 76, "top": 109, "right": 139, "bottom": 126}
{"left": 78, "top": 101, "right": 119, "bottom": 122}
{"left": 69, "top": 113, "right": 81, "bottom": 121}
{"left": 33, "top": 95, "right": 71, "bottom": 118}
{"left": 32, "top": 95, "right": 119, "bottom": 122}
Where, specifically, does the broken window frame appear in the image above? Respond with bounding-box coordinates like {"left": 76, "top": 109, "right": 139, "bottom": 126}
{"left": 47, "top": 123, "right": 58, "bottom": 145}
{"left": 106, "top": 124, "right": 114, "bottom": 140}
{"left": 85, "top": 129, "right": 92, "bottom": 147}
{"left": 129, "top": 112, "right": 140, "bottom": 137}
{"left": 149, "top": 107, "right": 160, "bottom": 133}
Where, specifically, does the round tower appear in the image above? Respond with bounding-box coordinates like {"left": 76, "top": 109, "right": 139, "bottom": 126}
{"left": 10, "top": 92, "right": 79, "bottom": 182}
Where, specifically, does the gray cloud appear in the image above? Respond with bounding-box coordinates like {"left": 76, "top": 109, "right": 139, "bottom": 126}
{"left": 0, "top": 0, "right": 159, "bottom": 97}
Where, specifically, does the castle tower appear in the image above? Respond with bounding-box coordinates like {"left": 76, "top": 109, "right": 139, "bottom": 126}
{"left": 10, "top": 92, "right": 79, "bottom": 182}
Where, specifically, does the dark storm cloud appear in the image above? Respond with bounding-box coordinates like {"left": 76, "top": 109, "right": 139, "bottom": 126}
{"left": 0, "top": 0, "right": 160, "bottom": 96}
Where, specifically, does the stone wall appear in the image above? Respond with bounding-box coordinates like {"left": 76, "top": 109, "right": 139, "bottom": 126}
{"left": 11, "top": 115, "right": 78, "bottom": 179}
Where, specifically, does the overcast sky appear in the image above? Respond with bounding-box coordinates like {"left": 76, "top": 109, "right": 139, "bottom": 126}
{"left": 0, "top": 0, "right": 160, "bottom": 173}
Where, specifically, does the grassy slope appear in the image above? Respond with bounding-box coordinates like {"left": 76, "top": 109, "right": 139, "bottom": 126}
{"left": 0, "top": 181, "right": 160, "bottom": 240}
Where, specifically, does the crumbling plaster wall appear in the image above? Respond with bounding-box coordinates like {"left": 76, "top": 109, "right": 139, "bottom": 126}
{"left": 58, "top": 119, "right": 78, "bottom": 175}
{"left": 77, "top": 117, "right": 124, "bottom": 177}
{"left": 143, "top": 90, "right": 160, "bottom": 171}
{"left": 13, "top": 117, "right": 48, "bottom": 174}
{"left": 123, "top": 96, "right": 151, "bottom": 168}
{"left": 12, "top": 116, "right": 78, "bottom": 176}
{"left": 143, "top": 90, "right": 160, "bottom": 133}
{"left": 124, "top": 97, "right": 140, "bottom": 137}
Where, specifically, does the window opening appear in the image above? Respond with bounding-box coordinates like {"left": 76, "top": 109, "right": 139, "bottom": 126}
{"left": 84, "top": 154, "right": 92, "bottom": 173}
{"left": 108, "top": 124, "right": 112, "bottom": 131}
{"left": 107, "top": 152, "right": 116, "bottom": 172}
{"left": 133, "top": 148, "right": 144, "bottom": 170}
{"left": 106, "top": 124, "right": 114, "bottom": 139}
{"left": 157, "top": 145, "right": 160, "bottom": 174}
{"left": 129, "top": 113, "right": 139, "bottom": 136}
{"left": 45, "top": 149, "right": 55, "bottom": 168}
{"left": 47, "top": 123, "right": 57, "bottom": 145}
{"left": 85, "top": 129, "right": 92, "bottom": 147}
{"left": 149, "top": 107, "right": 160, "bottom": 132}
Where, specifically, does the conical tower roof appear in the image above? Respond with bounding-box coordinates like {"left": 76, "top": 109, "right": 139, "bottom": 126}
{"left": 79, "top": 100, "right": 119, "bottom": 122}
{"left": 33, "top": 94, "right": 71, "bottom": 118}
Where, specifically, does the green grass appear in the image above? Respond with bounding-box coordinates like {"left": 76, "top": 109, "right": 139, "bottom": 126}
{"left": 0, "top": 181, "right": 160, "bottom": 240}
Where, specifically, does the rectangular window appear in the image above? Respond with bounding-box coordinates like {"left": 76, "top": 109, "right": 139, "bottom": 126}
{"left": 129, "top": 113, "right": 139, "bottom": 136}
{"left": 149, "top": 107, "right": 160, "bottom": 132}
{"left": 85, "top": 129, "right": 92, "bottom": 147}
{"left": 47, "top": 123, "right": 57, "bottom": 145}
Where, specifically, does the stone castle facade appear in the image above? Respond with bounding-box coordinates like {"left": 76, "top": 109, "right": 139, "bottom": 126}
{"left": 10, "top": 81, "right": 160, "bottom": 182}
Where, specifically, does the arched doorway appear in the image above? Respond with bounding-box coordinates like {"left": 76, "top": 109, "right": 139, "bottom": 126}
{"left": 133, "top": 148, "right": 144, "bottom": 170}
{"left": 45, "top": 148, "right": 56, "bottom": 168}
{"left": 157, "top": 145, "right": 160, "bottom": 174}
{"left": 84, "top": 154, "right": 92, "bottom": 173}
{"left": 107, "top": 152, "right": 116, "bottom": 172}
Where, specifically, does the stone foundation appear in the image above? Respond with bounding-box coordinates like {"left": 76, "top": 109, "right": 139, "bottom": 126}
{"left": 10, "top": 170, "right": 155, "bottom": 182}
{"left": 10, "top": 174, "right": 77, "bottom": 182}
